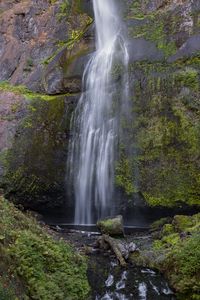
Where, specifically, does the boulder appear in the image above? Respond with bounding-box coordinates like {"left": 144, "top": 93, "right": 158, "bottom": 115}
{"left": 97, "top": 215, "right": 124, "bottom": 237}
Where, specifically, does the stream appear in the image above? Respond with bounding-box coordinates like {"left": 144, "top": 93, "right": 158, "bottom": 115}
{"left": 88, "top": 255, "right": 175, "bottom": 300}
{"left": 54, "top": 227, "right": 176, "bottom": 300}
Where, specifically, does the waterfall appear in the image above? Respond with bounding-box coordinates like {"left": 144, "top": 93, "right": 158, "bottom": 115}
{"left": 68, "top": 0, "right": 129, "bottom": 225}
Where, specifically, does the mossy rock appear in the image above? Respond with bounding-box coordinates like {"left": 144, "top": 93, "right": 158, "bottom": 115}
{"left": 97, "top": 215, "right": 124, "bottom": 237}
{"left": 172, "top": 214, "right": 200, "bottom": 233}
{"left": 150, "top": 217, "right": 173, "bottom": 233}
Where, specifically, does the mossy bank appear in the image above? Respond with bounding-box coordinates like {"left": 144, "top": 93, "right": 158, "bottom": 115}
{"left": 130, "top": 213, "right": 200, "bottom": 300}
{"left": 0, "top": 196, "right": 90, "bottom": 300}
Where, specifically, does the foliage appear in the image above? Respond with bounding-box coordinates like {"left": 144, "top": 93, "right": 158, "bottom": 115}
{"left": 164, "top": 234, "right": 200, "bottom": 298}
{"left": 115, "top": 157, "right": 136, "bottom": 196}
{"left": 152, "top": 214, "right": 200, "bottom": 299}
{"left": 174, "top": 67, "right": 199, "bottom": 91}
{"left": 0, "top": 196, "right": 90, "bottom": 299}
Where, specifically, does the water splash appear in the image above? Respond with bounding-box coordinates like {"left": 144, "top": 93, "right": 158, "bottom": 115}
{"left": 68, "top": 0, "right": 129, "bottom": 225}
{"left": 138, "top": 282, "right": 147, "bottom": 300}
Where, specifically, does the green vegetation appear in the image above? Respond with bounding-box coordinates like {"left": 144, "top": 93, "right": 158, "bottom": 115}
{"left": 129, "top": 1, "right": 145, "bottom": 19}
{"left": 0, "top": 81, "right": 58, "bottom": 101}
{"left": 152, "top": 214, "right": 200, "bottom": 299}
{"left": 130, "top": 16, "right": 177, "bottom": 57}
{"left": 174, "top": 67, "right": 199, "bottom": 91}
{"left": 0, "top": 196, "right": 90, "bottom": 300}
{"left": 42, "top": 5, "right": 92, "bottom": 66}
{"left": 115, "top": 55, "right": 200, "bottom": 208}
{"left": 43, "top": 0, "right": 93, "bottom": 66}
{"left": 115, "top": 156, "right": 136, "bottom": 196}
{"left": 97, "top": 216, "right": 124, "bottom": 236}
{"left": 0, "top": 80, "right": 75, "bottom": 207}
{"left": 128, "top": 1, "right": 177, "bottom": 57}
{"left": 58, "top": 0, "right": 70, "bottom": 17}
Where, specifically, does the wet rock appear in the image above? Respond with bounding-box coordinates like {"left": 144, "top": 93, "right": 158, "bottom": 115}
{"left": 42, "top": 18, "right": 94, "bottom": 94}
{"left": 0, "top": 0, "right": 93, "bottom": 93}
{"left": 128, "top": 38, "right": 164, "bottom": 62}
{"left": 129, "top": 242, "right": 137, "bottom": 253}
{"left": 0, "top": 91, "right": 27, "bottom": 181}
{"left": 168, "top": 34, "right": 200, "bottom": 62}
{"left": 97, "top": 215, "right": 124, "bottom": 237}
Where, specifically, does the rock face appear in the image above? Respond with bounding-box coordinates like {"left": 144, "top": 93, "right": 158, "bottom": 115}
{"left": 115, "top": 0, "right": 200, "bottom": 209}
{"left": 0, "top": 91, "right": 27, "bottom": 179}
{"left": 0, "top": 0, "right": 93, "bottom": 209}
{"left": 0, "top": 0, "right": 199, "bottom": 211}
{"left": 97, "top": 216, "right": 124, "bottom": 237}
{"left": 0, "top": 0, "right": 93, "bottom": 93}
{"left": 0, "top": 84, "right": 77, "bottom": 209}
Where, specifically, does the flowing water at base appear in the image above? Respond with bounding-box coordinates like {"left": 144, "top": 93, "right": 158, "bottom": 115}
{"left": 52, "top": 226, "right": 176, "bottom": 300}
{"left": 88, "top": 255, "right": 176, "bottom": 300}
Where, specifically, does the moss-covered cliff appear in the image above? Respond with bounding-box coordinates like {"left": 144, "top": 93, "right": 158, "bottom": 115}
{"left": 115, "top": 0, "right": 200, "bottom": 208}
{"left": 0, "top": 0, "right": 93, "bottom": 209}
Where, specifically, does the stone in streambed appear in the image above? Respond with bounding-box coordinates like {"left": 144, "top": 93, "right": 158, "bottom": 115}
{"left": 97, "top": 215, "right": 124, "bottom": 237}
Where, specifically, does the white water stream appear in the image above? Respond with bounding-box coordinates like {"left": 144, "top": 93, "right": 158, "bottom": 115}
{"left": 68, "top": 0, "right": 129, "bottom": 225}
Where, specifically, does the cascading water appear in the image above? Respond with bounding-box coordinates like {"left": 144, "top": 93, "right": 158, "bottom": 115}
{"left": 68, "top": 0, "right": 129, "bottom": 225}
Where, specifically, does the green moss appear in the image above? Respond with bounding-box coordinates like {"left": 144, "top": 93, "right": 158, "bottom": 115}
{"left": 150, "top": 217, "right": 172, "bottom": 233}
{"left": 118, "top": 56, "right": 200, "bottom": 207}
{"left": 143, "top": 194, "right": 175, "bottom": 207}
{"left": 43, "top": 0, "right": 93, "bottom": 66}
{"left": 0, "top": 81, "right": 61, "bottom": 101}
{"left": 1, "top": 85, "right": 75, "bottom": 206}
{"left": 173, "top": 214, "right": 200, "bottom": 233}
{"left": 129, "top": 10, "right": 177, "bottom": 57}
{"left": 152, "top": 214, "right": 200, "bottom": 299}
{"left": 0, "top": 196, "right": 90, "bottom": 299}
{"left": 58, "top": 0, "right": 70, "bottom": 17}
{"left": 162, "top": 224, "right": 174, "bottom": 236}
{"left": 162, "top": 232, "right": 181, "bottom": 246}
{"left": 115, "top": 157, "right": 137, "bottom": 196}
{"left": 128, "top": 1, "right": 146, "bottom": 19}
{"left": 174, "top": 68, "right": 199, "bottom": 91}
{"left": 97, "top": 216, "right": 124, "bottom": 236}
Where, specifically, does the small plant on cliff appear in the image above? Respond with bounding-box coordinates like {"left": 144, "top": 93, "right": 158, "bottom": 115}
{"left": 57, "top": 0, "right": 70, "bottom": 20}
